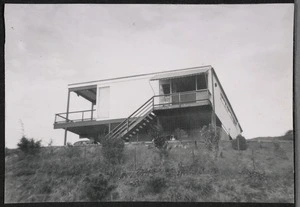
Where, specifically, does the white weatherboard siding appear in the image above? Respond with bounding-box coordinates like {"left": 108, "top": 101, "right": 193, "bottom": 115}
{"left": 211, "top": 72, "right": 241, "bottom": 138}
{"left": 96, "top": 76, "right": 158, "bottom": 120}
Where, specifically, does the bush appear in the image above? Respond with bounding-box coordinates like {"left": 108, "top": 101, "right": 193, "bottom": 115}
{"left": 84, "top": 173, "right": 116, "bottom": 201}
{"left": 146, "top": 174, "right": 167, "bottom": 194}
{"left": 174, "top": 128, "right": 188, "bottom": 140}
{"left": 17, "top": 136, "right": 42, "bottom": 154}
{"left": 232, "top": 135, "right": 247, "bottom": 150}
{"left": 149, "top": 122, "right": 170, "bottom": 159}
{"left": 102, "top": 138, "right": 125, "bottom": 165}
{"left": 148, "top": 122, "right": 164, "bottom": 139}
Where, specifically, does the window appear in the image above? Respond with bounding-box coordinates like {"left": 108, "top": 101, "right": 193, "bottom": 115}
{"left": 196, "top": 74, "right": 207, "bottom": 90}
{"left": 220, "top": 93, "right": 237, "bottom": 125}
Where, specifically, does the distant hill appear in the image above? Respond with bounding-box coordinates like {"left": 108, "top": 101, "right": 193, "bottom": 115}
{"left": 249, "top": 130, "right": 294, "bottom": 141}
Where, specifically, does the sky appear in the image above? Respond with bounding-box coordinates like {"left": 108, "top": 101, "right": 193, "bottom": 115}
{"left": 5, "top": 4, "right": 294, "bottom": 148}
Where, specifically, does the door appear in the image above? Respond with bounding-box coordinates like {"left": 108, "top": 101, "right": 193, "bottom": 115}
{"left": 97, "top": 86, "right": 110, "bottom": 119}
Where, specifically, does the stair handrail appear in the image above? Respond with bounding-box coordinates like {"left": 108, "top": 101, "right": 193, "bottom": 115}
{"left": 105, "top": 96, "right": 154, "bottom": 139}
{"left": 108, "top": 99, "right": 153, "bottom": 139}
{"left": 106, "top": 99, "right": 153, "bottom": 140}
{"left": 107, "top": 99, "right": 153, "bottom": 138}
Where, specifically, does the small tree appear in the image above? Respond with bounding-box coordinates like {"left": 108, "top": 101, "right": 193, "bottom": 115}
{"left": 149, "top": 122, "right": 169, "bottom": 160}
{"left": 17, "top": 136, "right": 42, "bottom": 154}
{"left": 200, "top": 124, "right": 221, "bottom": 158}
{"left": 232, "top": 134, "right": 247, "bottom": 151}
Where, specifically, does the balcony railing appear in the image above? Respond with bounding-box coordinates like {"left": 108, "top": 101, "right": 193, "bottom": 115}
{"left": 153, "top": 89, "right": 211, "bottom": 109}
{"left": 54, "top": 109, "right": 96, "bottom": 124}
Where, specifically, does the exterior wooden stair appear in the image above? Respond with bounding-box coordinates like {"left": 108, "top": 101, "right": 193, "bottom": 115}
{"left": 105, "top": 97, "right": 156, "bottom": 141}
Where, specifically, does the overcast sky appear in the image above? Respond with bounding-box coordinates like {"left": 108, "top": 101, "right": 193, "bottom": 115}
{"left": 5, "top": 4, "right": 293, "bottom": 148}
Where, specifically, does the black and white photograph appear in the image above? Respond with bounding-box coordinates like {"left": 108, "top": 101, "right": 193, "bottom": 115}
{"left": 4, "top": 4, "right": 294, "bottom": 203}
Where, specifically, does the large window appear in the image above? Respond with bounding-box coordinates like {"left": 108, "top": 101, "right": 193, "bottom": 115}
{"left": 171, "top": 76, "right": 196, "bottom": 93}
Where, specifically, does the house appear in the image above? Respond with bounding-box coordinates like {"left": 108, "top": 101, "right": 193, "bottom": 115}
{"left": 54, "top": 66, "right": 243, "bottom": 145}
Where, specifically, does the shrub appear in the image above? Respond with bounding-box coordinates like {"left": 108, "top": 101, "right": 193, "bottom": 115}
{"left": 174, "top": 128, "right": 188, "bottom": 140}
{"left": 17, "top": 136, "right": 42, "bottom": 154}
{"left": 282, "top": 130, "right": 293, "bottom": 140}
{"left": 232, "top": 135, "right": 247, "bottom": 151}
{"left": 146, "top": 174, "right": 167, "bottom": 194}
{"left": 102, "top": 138, "right": 125, "bottom": 165}
{"left": 84, "top": 173, "right": 116, "bottom": 201}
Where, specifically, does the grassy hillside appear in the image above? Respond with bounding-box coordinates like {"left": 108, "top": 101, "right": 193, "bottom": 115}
{"left": 249, "top": 130, "right": 294, "bottom": 141}
{"left": 5, "top": 140, "right": 294, "bottom": 203}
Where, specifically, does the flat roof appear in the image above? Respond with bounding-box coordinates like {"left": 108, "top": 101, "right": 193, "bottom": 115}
{"left": 150, "top": 67, "right": 209, "bottom": 81}
{"left": 68, "top": 65, "right": 212, "bottom": 87}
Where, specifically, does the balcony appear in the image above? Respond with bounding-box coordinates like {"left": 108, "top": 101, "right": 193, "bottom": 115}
{"left": 153, "top": 89, "right": 211, "bottom": 110}
{"left": 54, "top": 109, "right": 96, "bottom": 124}
{"left": 54, "top": 89, "right": 211, "bottom": 129}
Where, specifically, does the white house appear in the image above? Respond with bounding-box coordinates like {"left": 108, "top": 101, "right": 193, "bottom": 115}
{"left": 54, "top": 66, "right": 243, "bottom": 145}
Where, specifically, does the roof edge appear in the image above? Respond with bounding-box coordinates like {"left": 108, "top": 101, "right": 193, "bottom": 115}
{"left": 68, "top": 65, "right": 212, "bottom": 87}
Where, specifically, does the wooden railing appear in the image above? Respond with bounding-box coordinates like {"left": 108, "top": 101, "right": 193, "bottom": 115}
{"left": 54, "top": 109, "right": 96, "bottom": 124}
{"left": 153, "top": 89, "right": 210, "bottom": 108}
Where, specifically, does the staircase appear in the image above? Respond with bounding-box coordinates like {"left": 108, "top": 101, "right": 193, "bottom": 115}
{"left": 105, "top": 97, "right": 157, "bottom": 141}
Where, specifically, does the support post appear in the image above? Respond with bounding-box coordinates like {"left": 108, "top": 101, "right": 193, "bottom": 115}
{"left": 195, "top": 74, "right": 198, "bottom": 90}
{"left": 64, "top": 128, "right": 68, "bottom": 146}
{"left": 64, "top": 90, "right": 71, "bottom": 146}
{"left": 91, "top": 103, "right": 94, "bottom": 120}
{"left": 66, "top": 90, "right": 71, "bottom": 122}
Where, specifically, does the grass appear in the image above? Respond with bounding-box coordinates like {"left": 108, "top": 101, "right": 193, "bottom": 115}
{"left": 5, "top": 140, "right": 294, "bottom": 203}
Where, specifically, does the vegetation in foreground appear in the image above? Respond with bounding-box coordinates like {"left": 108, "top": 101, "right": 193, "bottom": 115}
{"left": 5, "top": 136, "right": 294, "bottom": 203}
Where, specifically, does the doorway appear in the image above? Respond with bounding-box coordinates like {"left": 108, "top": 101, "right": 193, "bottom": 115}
{"left": 97, "top": 86, "right": 110, "bottom": 119}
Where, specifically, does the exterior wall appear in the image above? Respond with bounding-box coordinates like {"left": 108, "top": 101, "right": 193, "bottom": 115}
{"left": 95, "top": 75, "right": 159, "bottom": 120}
{"left": 210, "top": 69, "right": 241, "bottom": 138}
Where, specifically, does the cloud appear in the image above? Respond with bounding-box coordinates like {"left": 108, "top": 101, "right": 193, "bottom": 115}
{"left": 5, "top": 4, "right": 294, "bottom": 148}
